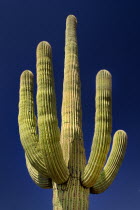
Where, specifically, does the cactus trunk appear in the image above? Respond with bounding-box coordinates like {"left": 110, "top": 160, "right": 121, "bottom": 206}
{"left": 53, "top": 178, "right": 89, "bottom": 209}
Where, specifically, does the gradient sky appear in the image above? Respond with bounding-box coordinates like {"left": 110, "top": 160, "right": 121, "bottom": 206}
{"left": 0, "top": 0, "right": 140, "bottom": 209}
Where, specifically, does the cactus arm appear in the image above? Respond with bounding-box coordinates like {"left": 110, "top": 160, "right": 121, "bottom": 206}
{"left": 81, "top": 70, "right": 112, "bottom": 187}
{"left": 25, "top": 155, "right": 52, "bottom": 189}
{"left": 90, "top": 130, "right": 127, "bottom": 194}
{"left": 61, "top": 15, "right": 86, "bottom": 176}
{"left": 36, "top": 41, "right": 69, "bottom": 184}
{"left": 18, "top": 70, "right": 48, "bottom": 176}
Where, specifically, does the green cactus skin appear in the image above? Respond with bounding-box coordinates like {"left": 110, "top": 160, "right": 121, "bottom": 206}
{"left": 25, "top": 154, "right": 52, "bottom": 189}
{"left": 18, "top": 15, "right": 127, "bottom": 209}
{"left": 90, "top": 130, "right": 127, "bottom": 194}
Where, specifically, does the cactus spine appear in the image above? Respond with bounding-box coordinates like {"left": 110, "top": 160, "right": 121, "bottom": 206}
{"left": 18, "top": 15, "right": 127, "bottom": 209}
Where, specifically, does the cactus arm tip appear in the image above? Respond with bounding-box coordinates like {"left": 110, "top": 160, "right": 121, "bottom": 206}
{"left": 66, "top": 14, "right": 77, "bottom": 23}
{"left": 36, "top": 41, "right": 51, "bottom": 57}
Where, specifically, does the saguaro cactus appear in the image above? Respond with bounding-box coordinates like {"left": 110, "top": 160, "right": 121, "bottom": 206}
{"left": 18, "top": 15, "right": 127, "bottom": 209}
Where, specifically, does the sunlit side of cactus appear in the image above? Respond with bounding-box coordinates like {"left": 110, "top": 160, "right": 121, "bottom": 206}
{"left": 18, "top": 15, "right": 127, "bottom": 209}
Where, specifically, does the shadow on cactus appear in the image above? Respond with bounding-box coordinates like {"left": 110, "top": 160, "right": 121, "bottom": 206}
{"left": 18, "top": 15, "right": 127, "bottom": 209}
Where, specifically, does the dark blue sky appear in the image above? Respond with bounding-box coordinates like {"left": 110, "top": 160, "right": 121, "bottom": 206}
{"left": 0, "top": 0, "right": 140, "bottom": 209}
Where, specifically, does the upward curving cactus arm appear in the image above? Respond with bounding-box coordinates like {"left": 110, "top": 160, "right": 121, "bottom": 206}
{"left": 90, "top": 130, "right": 127, "bottom": 194}
{"left": 25, "top": 155, "right": 52, "bottom": 189}
{"left": 81, "top": 70, "right": 112, "bottom": 187}
{"left": 36, "top": 41, "right": 69, "bottom": 184}
{"left": 18, "top": 70, "right": 49, "bottom": 176}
